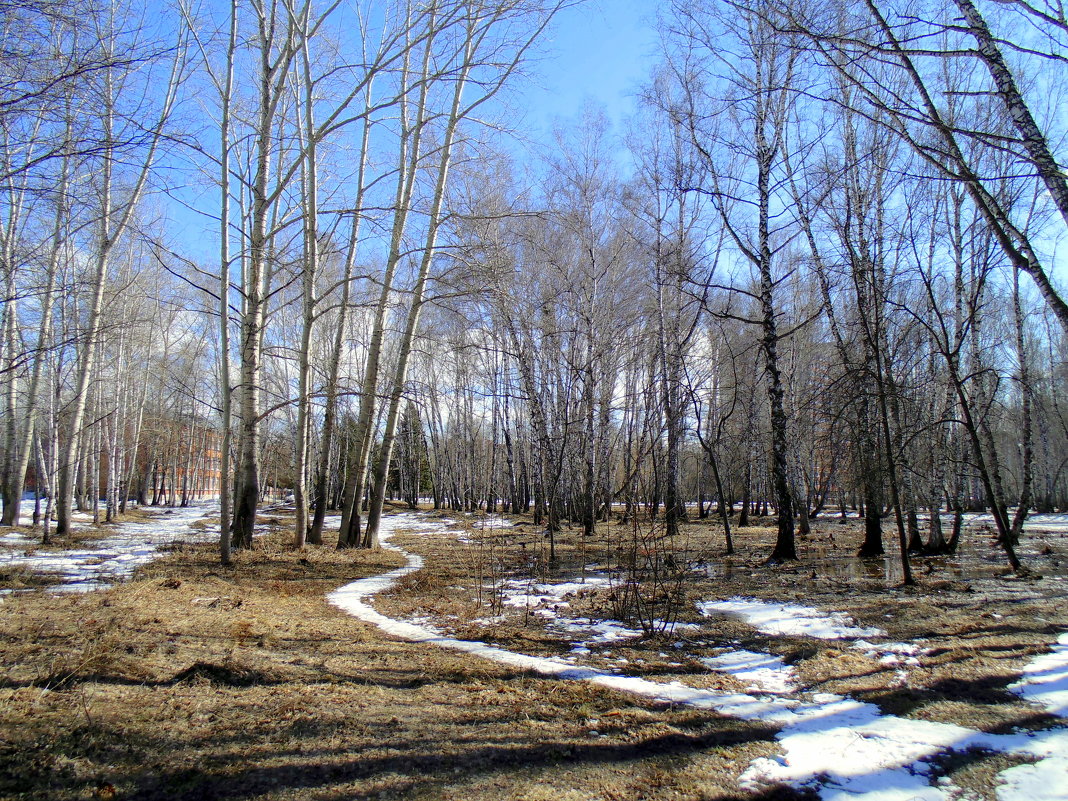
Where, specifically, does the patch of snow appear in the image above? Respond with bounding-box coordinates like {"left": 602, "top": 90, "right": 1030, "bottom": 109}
{"left": 552, "top": 617, "right": 644, "bottom": 645}
{"left": 405, "top": 615, "right": 445, "bottom": 635}
{"left": 738, "top": 699, "right": 1068, "bottom": 801}
{"left": 1009, "top": 632, "right": 1068, "bottom": 719}
{"left": 698, "top": 597, "right": 886, "bottom": 639}
{"left": 995, "top": 749, "right": 1068, "bottom": 801}
{"left": 499, "top": 576, "right": 610, "bottom": 610}
{"left": 475, "top": 517, "right": 515, "bottom": 529}
{"left": 667, "top": 621, "right": 702, "bottom": 632}
{"left": 494, "top": 574, "right": 697, "bottom": 649}
{"left": 471, "top": 614, "right": 507, "bottom": 625}
{"left": 700, "top": 649, "right": 797, "bottom": 694}
{"left": 0, "top": 504, "right": 215, "bottom": 591}
{"left": 970, "top": 512, "right": 1068, "bottom": 537}
{"left": 854, "top": 639, "right": 929, "bottom": 667}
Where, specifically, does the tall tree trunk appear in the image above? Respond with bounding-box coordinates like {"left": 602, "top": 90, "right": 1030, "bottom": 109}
{"left": 216, "top": 0, "right": 237, "bottom": 564}
{"left": 364, "top": 44, "right": 473, "bottom": 547}
{"left": 309, "top": 92, "right": 372, "bottom": 546}
{"left": 757, "top": 152, "right": 795, "bottom": 561}
{"left": 339, "top": 7, "right": 433, "bottom": 549}
{"left": 231, "top": 3, "right": 300, "bottom": 549}
{"left": 1010, "top": 267, "right": 1033, "bottom": 543}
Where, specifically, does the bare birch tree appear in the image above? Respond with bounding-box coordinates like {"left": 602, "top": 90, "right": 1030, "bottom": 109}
{"left": 54, "top": 11, "right": 185, "bottom": 537}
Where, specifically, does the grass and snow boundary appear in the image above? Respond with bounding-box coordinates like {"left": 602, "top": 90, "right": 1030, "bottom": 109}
{"left": 4, "top": 507, "right": 1065, "bottom": 799}
{"left": 0, "top": 503, "right": 216, "bottom": 592}
{"left": 329, "top": 512, "right": 1068, "bottom": 801}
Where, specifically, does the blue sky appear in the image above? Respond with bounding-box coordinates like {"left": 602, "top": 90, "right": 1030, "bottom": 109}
{"left": 520, "top": 0, "right": 660, "bottom": 139}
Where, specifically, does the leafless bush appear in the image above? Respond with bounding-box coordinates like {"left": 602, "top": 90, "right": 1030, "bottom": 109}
{"left": 607, "top": 516, "right": 689, "bottom": 634}
{"left": 464, "top": 518, "right": 510, "bottom": 617}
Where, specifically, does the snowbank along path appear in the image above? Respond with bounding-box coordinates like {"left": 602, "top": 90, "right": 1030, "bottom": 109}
{"left": 328, "top": 513, "right": 1068, "bottom": 801}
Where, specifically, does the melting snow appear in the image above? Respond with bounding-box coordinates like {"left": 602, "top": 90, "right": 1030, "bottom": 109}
{"left": 553, "top": 617, "right": 644, "bottom": 645}
{"left": 497, "top": 575, "right": 699, "bottom": 648}
{"left": 700, "top": 650, "right": 797, "bottom": 694}
{"left": 499, "top": 576, "right": 610, "bottom": 611}
{"left": 738, "top": 695, "right": 1068, "bottom": 801}
{"left": 329, "top": 512, "right": 1068, "bottom": 801}
{"left": 0, "top": 504, "right": 215, "bottom": 591}
{"left": 455, "top": 515, "right": 516, "bottom": 543}
{"left": 699, "top": 597, "right": 886, "bottom": 639}
{"left": 1010, "top": 632, "right": 1068, "bottom": 718}
{"left": 700, "top": 599, "right": 932, "bottom": 669}
{"left": 853, "top": 639, "right": 930, "bottom": 667}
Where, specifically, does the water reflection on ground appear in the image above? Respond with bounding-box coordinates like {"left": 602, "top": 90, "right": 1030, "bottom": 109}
{"left": 698, "top": 513, "right": 1068, "bottom": 593}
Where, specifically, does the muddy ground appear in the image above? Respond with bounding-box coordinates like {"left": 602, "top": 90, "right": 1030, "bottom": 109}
{"left": 0, "top": 505, "right": 1064, "bottom": 800}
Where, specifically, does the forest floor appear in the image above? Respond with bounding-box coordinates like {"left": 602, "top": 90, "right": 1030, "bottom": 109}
{"left": 0, "top": 504, "right": 1065, "bottom": 801}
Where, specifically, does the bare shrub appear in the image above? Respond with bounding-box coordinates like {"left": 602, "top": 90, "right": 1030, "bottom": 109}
{"left": 607, "top": 517, "right": 689, "bottom": 634}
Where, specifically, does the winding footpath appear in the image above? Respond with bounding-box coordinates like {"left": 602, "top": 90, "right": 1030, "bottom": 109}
{"left": 329, "top": 513, "right": 1068, "bottom": 801}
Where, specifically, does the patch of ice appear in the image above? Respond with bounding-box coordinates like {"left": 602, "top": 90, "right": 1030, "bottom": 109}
{"left": 700, "top": 649, "right": 797, "bottom": 694}
{"left": 698, "top": 597, "right": 886, "bottom": 639}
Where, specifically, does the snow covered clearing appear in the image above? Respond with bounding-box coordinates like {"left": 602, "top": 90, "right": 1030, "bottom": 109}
{"left": 0, "top": 504, "right": 216, "bottom": 592}
{"left": 329, "top": 512, "right": 1068, "bottom": 801}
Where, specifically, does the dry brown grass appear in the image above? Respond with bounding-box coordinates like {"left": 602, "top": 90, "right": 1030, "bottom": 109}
{"left": 0, "top": 506, "right": 799, "bottom": 801}
{"left": 377, "top": 508, "right": 1068, "bottom": 797}
{"left": 1, "top": 504, "right": 1063, "bottom": 800}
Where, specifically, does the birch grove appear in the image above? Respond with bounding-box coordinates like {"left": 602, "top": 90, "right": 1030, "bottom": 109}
{"left": 0, "top": 0, "right": 1065, "bottom": 585}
